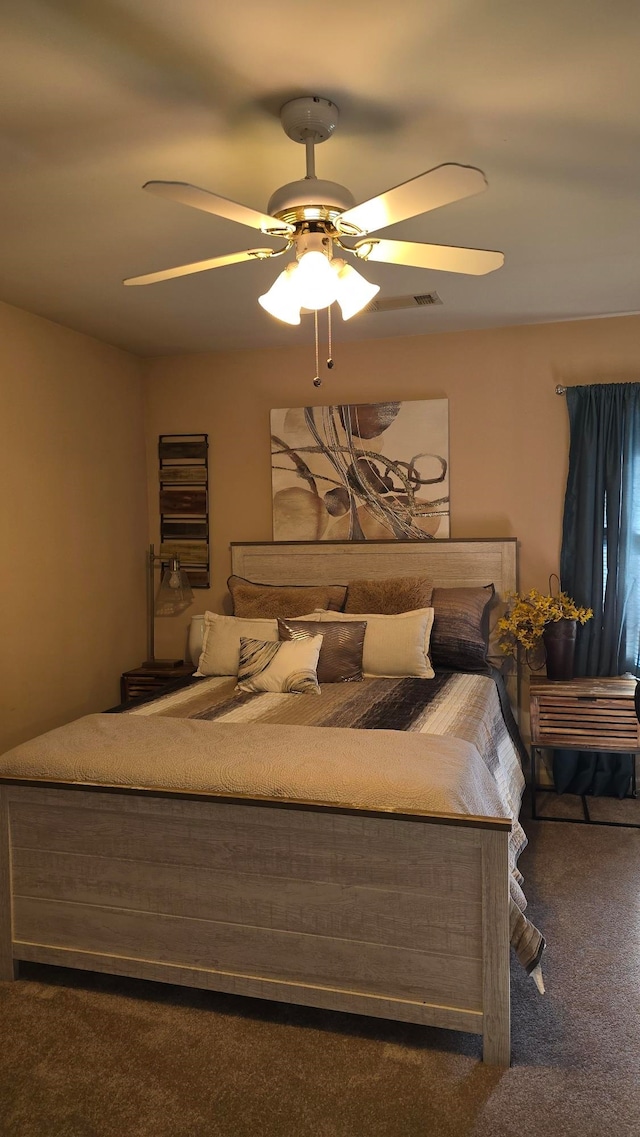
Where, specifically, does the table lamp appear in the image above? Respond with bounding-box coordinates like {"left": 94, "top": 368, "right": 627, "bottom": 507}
{"left": 144, "top": 543, "right": 194, "bottom": 668}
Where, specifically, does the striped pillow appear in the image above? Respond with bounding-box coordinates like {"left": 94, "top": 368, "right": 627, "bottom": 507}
{"left": 278, "top": 618, "right": 367, "bottom": 683}
{"left": 430, "top": 585, "right": 495, "bottom": 671}
{"left": 235, "top": 634, "right": 323, "bottom": 695}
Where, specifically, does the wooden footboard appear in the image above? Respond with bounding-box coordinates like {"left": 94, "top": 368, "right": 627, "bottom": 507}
{"left": 0, "top": 783, "right": 511, "bottom": 1065}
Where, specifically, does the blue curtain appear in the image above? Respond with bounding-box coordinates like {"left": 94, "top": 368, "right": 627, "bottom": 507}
{"left": 558, "top": 382, "right": 640, "bottom": 796}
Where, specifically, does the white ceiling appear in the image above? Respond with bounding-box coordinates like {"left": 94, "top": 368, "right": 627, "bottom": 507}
{"left": 1, "top": 0, "right": 639, "bottom": 356}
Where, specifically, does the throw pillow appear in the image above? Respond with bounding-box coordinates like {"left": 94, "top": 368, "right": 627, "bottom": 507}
{"left": 227, "top": 576, "right": 346, "bottom": 619}
{"left": 195, "top": 612, "right": 278, "bottom": 676}
{"left": 278, "top": 618, "right": 366, "bottom": 683}
{"left": 430, "top": 585, "right": 495, "bottom": 671}
{"left": 344, "top": 575, "right": 433, "bottom": 615}
{"left": 235, "top": 634, "right": 323, "bottom": 695}
{"left": 296, "top": 608, "right": 435, "bottom": 679}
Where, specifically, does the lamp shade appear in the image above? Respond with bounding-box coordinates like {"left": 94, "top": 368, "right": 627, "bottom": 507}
{"left": 333, "top": 260, "right": 380, "bottom": 320}
{"left": 154, "top": 558, "right": 193, "bottom": 616}
{"left": 258, "top": 264, "right": 301, "bottom": 324}
{"left": 294, "top": 250, "right": 338, "bottom": 311}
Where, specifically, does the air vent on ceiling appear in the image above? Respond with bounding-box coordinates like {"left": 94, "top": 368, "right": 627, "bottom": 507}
{"left": 361, "top": 291, "right": 443, "bottom": 314}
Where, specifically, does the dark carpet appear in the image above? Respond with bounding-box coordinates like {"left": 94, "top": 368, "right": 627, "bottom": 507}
{"left": 1, "top": 793, "right": 639, "bottom": 1137}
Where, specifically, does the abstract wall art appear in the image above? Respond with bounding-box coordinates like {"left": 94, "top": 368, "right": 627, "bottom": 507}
{"left": 270, "top": 400, "right": 449, "bottom": 541}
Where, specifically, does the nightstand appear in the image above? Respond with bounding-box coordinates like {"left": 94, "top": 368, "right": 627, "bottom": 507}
{"left": 120, "top": 663, "right": 195, "bottom": 703}
{"left": 529, "top": 675, "right": 639, "bottom": 827}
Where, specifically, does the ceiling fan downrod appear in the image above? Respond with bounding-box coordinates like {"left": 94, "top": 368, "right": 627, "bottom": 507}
{"left": 304, "top": 136, "right": 316, "bottom": 179}
{"left": 279, "top": 95, "right": 340, "bottom": 183}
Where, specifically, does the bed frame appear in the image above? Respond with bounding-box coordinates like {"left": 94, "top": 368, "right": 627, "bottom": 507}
{"left": 0, "top": 538, "right": 518, "bottom": 1066}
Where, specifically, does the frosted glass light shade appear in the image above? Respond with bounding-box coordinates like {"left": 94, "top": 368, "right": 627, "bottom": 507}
{"left": 155, "top": 559, "right": 194, "bottom": 616}
{"left": 294, "top": 251, "right": 339, "bottom": 311}
{"left": 259, "top": 252, "right": 380, "bottom": 322}
{"left": 258, "top": 264, "right": 301, "bottom": 324}
{"left": 334, "top": 261, "right": 380, "bottom": 320}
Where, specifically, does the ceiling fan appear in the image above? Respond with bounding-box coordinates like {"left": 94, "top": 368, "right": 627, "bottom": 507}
{"left": 124, "top": 96, "right": 504, "bottom": 324}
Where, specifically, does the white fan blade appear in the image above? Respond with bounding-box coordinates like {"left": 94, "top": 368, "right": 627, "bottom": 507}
{"left": 353, "top": 238, "right": 504, "bottom": 276}
{"left": 337, "top": 164, "right": 488, "bottom": 236}
{"left": 123, "top": 248, "right": 280, "bottom": 286}
{"left": 143, "top": 181, "right": 294, "bottom": 236}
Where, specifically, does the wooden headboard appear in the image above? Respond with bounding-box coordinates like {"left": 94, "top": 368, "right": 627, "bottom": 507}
{"left": 231, "top": 538, "right": 517, "bottom": 597}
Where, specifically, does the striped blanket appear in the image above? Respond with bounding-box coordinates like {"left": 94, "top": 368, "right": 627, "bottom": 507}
{"left": 126, "top": 670, "right": 544, "bottom": 975}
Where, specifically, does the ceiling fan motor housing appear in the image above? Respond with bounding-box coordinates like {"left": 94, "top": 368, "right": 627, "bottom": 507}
{"left": 294, "top": 229, "right": 333, "bottom": 261}
{"left": 267, "top": 179, "right": 356, "bottom": 226}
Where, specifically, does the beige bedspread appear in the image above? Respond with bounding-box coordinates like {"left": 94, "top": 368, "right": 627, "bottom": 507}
{"left": 0, "top": 711, "right": 507, "bottom": 819}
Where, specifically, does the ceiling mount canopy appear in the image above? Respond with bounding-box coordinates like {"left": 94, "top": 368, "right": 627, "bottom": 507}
{"left": 124, "top": 94, "right": 504, "bottom": 325}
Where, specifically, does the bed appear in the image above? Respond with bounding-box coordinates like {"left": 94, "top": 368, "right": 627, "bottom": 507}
{"left": 0, "top": 538, "right": 540, "bottom": 1067}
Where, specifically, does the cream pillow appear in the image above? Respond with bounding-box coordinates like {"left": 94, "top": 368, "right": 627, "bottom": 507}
{"left": 236, "top": 634, "right": 323, "bottom": 695}
{"left": 297, "top": 608, "right": 435, "bottom": 679}
{"left": 195, "top": 612, "right": 278, "bottom": 676}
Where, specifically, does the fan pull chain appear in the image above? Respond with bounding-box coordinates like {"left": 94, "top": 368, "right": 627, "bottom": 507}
{"left": 326, "top": 305, "right": 334, "bottom": 370}
{"left": 313, "top": 310, "right": 321, "bottom": 387}
{"left": 312, "top": 306, "right": 336, "bottom": 387}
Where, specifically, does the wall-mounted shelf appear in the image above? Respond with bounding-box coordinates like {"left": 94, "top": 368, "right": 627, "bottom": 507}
{"left": 157, "top": 433, "right": 209, "bottom": 588}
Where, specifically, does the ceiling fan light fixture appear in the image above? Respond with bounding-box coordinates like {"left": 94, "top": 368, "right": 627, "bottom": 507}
{"left": 333, "top": 260, "right": 381, "bottom": 320}
{"left": 258, "top": 264, "right": 301, "bottom": 325}
{"left": 293, "top": 250, "right": 338, "bottom": 311}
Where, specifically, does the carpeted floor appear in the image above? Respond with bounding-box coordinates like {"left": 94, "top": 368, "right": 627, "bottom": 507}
{"left": 1, "top": 794, "right": 639, "bottom": 1137}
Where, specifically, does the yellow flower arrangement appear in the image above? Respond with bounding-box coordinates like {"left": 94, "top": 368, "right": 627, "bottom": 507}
{"left": 497, "top": 588, "right": 593, "bottom": 657}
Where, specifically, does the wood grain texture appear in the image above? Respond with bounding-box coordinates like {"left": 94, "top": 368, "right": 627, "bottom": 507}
{"left": 0, "top": 788, "right": 17, "bottom": 980}
{"left": 159, "top": 466, "right": 207, "bottom": 484}
{"left": 480, "top": 830, "right": 511, "bottom": 1066}
{"left": 13, "top": 897, "right": 483, "bottom": 1008}
{"left": 9, "top": 798, "right": 484, "bottom": 893}
{"left": 530, "top": 676, "right": 640, "bottom": 751}
{"left": 3, "top": 783, "right": 507, "bottom": 1048}
{"left": 13, "top": 849, "right": 482, "bottom": 957}
{"left": 159, "top": 541, "right": 209, "bottom": 565}
{"left": 158, "top": 441, "right": 207, "bottom": 460}
{"left": 231, "top": 539, "right": 517, "bottom": 594}
{"left": 530, "top": 676, "right": 638, "bottom": 699}
{"left": 13, "top": 945, "right": 483, "bottom": 1035}
{"left": 161, "top": 521, "right": 209, "bottom": 539}
{"left": 4, "top": 784, "right": 510, "bottom": 830}
{"left": 120, "top": 664, "right": 194, "bottom": 702}
{"left": 159, "top": 489, "right": 207, "bottom": 515}
{"left": 184, "top": 570, "right": 210, "bottom": 588}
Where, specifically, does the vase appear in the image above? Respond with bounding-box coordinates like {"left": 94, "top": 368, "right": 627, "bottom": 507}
{"left": 542, "top": 619, "right": 577, "bottom": 681}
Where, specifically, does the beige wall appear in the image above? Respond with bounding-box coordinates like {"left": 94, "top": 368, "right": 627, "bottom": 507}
{"left": 144, "top": 312, "right": 640, "bottom": 660}
{"left": 6, "top": 300, "right": 636, "bottom": 750}
{"left": 0, "top": 301, "right": 147, "bottom": 753}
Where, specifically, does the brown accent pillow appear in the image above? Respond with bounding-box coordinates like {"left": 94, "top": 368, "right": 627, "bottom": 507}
{"left": 430, "top": 585, "right": 495, "bottom": 671}
{"left": 344, "top": 576, "right": 433, "bottom": 616}
{"left": 228, "top": 576, "right": 347, "bottom": 620}
{"left": 278, "top": 618, "right": 367, "bottom": 683}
